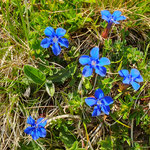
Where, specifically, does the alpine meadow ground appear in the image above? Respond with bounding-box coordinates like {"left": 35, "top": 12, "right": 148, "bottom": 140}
{"left": 0, "top": 0, "right": 150, "bottom": 149}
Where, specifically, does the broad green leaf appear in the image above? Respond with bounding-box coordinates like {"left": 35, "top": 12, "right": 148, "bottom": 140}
{"left": 24, "top": 65, "right": 46, "bottom": 84}
{"left": 59, "top": 128, "right": 76, "bottom": 148}
{"left": 45, "top": 80, "right": 55, "bottom": 97}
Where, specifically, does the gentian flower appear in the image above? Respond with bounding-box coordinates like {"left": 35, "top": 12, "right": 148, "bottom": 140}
{"left": 24, "top": 116, "right": 47, "bottom": 140}
{"left": 101, "top": 10, "right": 126, "bottom": 38}
{"left": 119, "top": 69, "right": 143, "bottom": 91}
{"left": 101, "top": 10, "right": 126, "bottom": 26}
{"left": 85, "top": 89, "right": 114, "bottom": 116}
{"left": 41, "top": 27, "right": 69, "bottom": 56}
{"left": 79, "top": 47, "right": 110, "bottom": 77}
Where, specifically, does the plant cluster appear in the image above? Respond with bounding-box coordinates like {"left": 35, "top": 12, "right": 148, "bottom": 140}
{"left": 24, "top": 10, "right": 144, "bottom": 142}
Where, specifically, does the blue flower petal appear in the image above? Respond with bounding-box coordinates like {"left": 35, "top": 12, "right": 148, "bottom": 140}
{"left": 27, "top": 116, "right": 35, "bottom": 126}
{"left": 37, "top": 118, "right": 47, "bottom": 127}
{"left": 118, "top": 69, "right": 129, "bottom": 77}
{"left": 41, "top": 38, "right": 52, "bottom": 48}
{"left": 90, "top": 47, "right": 99, "bottom": 60}
{"left": 92, "top": 106, "right": 101, "bottom": 117}
{"left": 24, "top": 127, "right": 35, "bottom": 135}
{"left": 94, "top": 88, "right": 104, "bottom": 99}
{"left": 79, "top": 55, "right": 91, "bottom": 65}
{"left": 112, "top": 10, "right": 122, "bottom": 19}
{"left": 135, "top": 75, "right": 143, "bottom": 82}
{"left": 37, "top": 127, "right": 47, "bottom": 138}
{"left": 82, "top": 65, "right": 93, "bottom": 77}
{"left": 31, "top": 129, "right": 40, "bottom": 140}
{"left": 56, "top": 28, "right": 66, "bottom": 37}
{"left": 95, "top": 66, "right": 106, "bottom": 77}
{"left": 58, "top": 38, "right": 69, "bottom": 48}
{"left": 123, "top": 77, "right": 130, "bottom": 84}
{"left": 85, "top": 97, "right": 97, "bottom": 107}
{"left": 52, "top": 42, "right": 61, "bottom": 56}
{"left": 101, "top": 10, "right": 111, "bottom": 18}
{"left": 102, "top": 96, "right": 113, "bottom": 106}
{"left": 112, "top": 20, "right": 120, "bottom": 24}
{"left": 101, "top": 105, "right": 110, "bottom": 115}
{"left": 130, "top": 69, "right": 140, "bottom": 78}
{"left": 44, "top": 27, "right": 55, "bottom": 37}
{"left": 131, "top": 81, "right": 140, "bottom": 91}
{"left": 102, "top": 15, "right": 110, "bottom": 22}
{"left": 116, "top": 16, "right": 126, "bottom": 21}
{"left": 99, "top": 57, "right": 110, "bottom": 66}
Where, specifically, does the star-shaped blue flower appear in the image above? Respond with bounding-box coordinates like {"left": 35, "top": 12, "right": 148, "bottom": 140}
{"left": 79, "top": 47, "right": 110, "bottom": 77}
{"left": 24, "top": 116, "right": 47, "bottom": 140}
{"left": 41, "top": 27, "right": 69, "bottom": 56}
{"left": 119, "top": 69, "right": 143, "bottom": 91}
{"left": 101, "top": 10, "right": 126, "bottom": 24}
{"left": 85, "top": 89, "right": 114, "bottom": 116}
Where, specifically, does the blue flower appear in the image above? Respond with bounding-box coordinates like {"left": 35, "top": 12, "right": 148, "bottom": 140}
{"left": 41, "top": 27, "right": 69, "bottom": 56}
{"left": 119, "top": 69, "right": 143, "bottom": 91}
{"left": 101, "top": 10, "right": 126, "bottom": 24}
{"left": 24, "top": 116, "right": 47, "bottom": 140}
{"left": 79, "top": 47, "right": 110, "bottom": 77}
{"left": 85, "top": 89, "right": 114, "bottom": 116}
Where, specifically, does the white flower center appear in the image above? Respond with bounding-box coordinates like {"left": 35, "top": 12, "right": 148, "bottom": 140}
{"left": 53, "top": 36, "right": 58, "bottom": 43}
{"left": 92, "top": 60, "right": 96, "bottom": 66}
{"left": 97, "top": 100, "right": 101, "bottom": 105}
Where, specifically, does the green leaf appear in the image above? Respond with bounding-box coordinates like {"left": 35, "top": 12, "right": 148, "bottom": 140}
{"left": 83, "top": 78, "right": 92, "bottom": 90}
{"left": 45, "top": 80, "right": 55, "bottom": 97}
{"left": 19, "top": 140, "right": 41, "bottom": 150}
{"left": 117, "top": 61, "right": 122, "bottom": 72}
{"left": 47, "top": 62, "right": 77, "bottom": 83}
{"left": 24, "top": 65, "right": 46, "bottom": 84}
{"left": 67, "top": 141, "right": 85, "bottom": 150}
{"left": 59, "top": 128, "right": 76, "bottom": 148}
{"left": 68, "top": 141, "right": 78, "bottom": 150}
{"left": 99, "top": 136, "right": 113, "bottom": 150}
